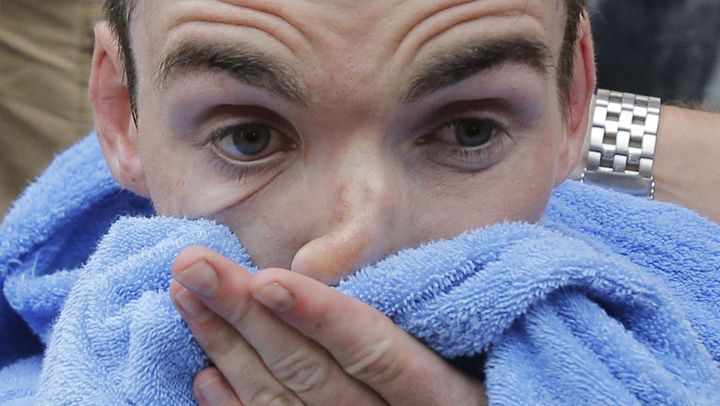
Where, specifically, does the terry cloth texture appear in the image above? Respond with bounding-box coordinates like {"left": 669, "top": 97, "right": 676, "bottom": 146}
{"left": 0, "top": 134, "right": 719, "bottom": 404}
{"left": 0, "top": 135, "right": 153, "bottom": 365}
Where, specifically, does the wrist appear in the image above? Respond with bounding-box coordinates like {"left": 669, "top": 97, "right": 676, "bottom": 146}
{"left": 653, "top": 106, "right": 719, "bottom": 209}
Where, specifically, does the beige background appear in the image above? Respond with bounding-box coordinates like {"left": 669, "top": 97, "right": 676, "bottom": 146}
{"left": 0, "top": 0, "right": 103, "bottom": 218}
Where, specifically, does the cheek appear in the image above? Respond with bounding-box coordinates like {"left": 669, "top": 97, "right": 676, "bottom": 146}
{"left": 138, "top": 133, "right": 283, "bottom": 217}
{"left": 412, "top": 167, "right": 553, "bottom": 239}
{"left": 139, "top": 144, "right": 214, "bottom": 216}
{"left": 499, "top": 135, "right": 563, "bottom": 222}
{"left": 412, "top": 135, "right": 561, "bottom": 236}
{"left": 210, "top": 184, "right": 327, "bottom": 269}
{"left": 141, "top": 144, "right": 311, "bottom": 269}
{"left": 507, "top": 143, "right": 562, "bottom": 221}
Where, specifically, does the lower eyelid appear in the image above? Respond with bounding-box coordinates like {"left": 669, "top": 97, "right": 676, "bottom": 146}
{"left": 209, "top": 153, "right": 263, "bottom": 181}
{"left": 431, "top": 132, "right": 511, "bottom": 169}
{"left": 447, "top": 137, "right": 499, "bottom": 157}
{"left": 209, "top": 148, "right": 292, "bottom": 181}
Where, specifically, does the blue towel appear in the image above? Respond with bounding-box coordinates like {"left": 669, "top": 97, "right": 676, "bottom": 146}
{"left": 1, "top": 135, "right": 719, "bottom": 404}
{"left": 0, "top": 135, "right": 152, "bottom": 353}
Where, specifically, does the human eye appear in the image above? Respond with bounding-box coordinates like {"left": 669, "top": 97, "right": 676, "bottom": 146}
{"left": 209, "top": 122, "right": 296, "bottom": 163}
{"left": 417, "top": 117, "right": 512, "bottom": 171}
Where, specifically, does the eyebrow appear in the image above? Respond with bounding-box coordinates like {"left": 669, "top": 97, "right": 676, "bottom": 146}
{"left": 156, "top": 41, "right": 308, "bottom": 106}
{"left": 402, "top": 37, "right": 554, "bottom": 103}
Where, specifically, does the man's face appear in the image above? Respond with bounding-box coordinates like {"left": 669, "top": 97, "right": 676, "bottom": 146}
{"left": 101, "top": 0, "right": 588, "bottom": 284}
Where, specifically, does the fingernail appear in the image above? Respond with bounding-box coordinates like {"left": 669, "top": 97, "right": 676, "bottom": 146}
{"left": 253, "top": 282, "right": 294, "bottom": 313}
{"left": 196, "top": 375, "right": 233, "bottom": 406}
{"left": 175, "top": 261, "right": 218, "bottom": 297}
{"left": 174, "top": 286, "right": 213, "bottom": 320}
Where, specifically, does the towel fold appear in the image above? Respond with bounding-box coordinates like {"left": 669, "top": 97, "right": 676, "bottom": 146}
{"left": 1, "top": 134, "right": 718, "bottom": 404}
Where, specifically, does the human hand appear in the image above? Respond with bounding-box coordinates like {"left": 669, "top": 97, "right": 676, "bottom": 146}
{"left": 170, "top": 246, "right": 487, "bottom": 406}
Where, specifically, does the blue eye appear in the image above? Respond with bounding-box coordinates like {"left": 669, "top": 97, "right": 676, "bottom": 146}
{"left": 229, "top": 123, "right": 271, "bottom": 155}
{"left": 211, "top": 122, "right": 294, "bottom": 162}
{"left": 453, "top": 120, "right": 493, "bottom": 147}
{"left": 416, "top": 116, "right": 512, "bottom": 171}
{"left": 434, "top": 118, "right": 498, "bottom": 148}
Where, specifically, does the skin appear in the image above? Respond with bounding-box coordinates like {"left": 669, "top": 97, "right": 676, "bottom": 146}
{"left": 652, "top": 106, "right": 720, "bottom": 223}
{"left": 90, "top": 0, "right": 596, "bottom": 404}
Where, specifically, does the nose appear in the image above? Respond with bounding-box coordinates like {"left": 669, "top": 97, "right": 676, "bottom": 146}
{"left": 290, "top": 150, "right": 402, "bottom": 285}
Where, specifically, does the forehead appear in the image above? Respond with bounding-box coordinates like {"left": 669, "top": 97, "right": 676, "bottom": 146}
{"left": 132, "top": 0, "right": 566, "bottom": 105}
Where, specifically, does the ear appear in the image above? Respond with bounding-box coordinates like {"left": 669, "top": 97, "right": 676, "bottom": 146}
{"left": 556, "top": 13, "right": 597, "bottom": 184}
{"left": 89, "top": 22, "right": 150, "bottom": 197}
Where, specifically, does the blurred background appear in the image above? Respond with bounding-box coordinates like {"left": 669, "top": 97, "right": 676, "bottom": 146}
{"left": 1, "top": 0, "right": 720, "bottom": 218}
{"left": 1, "top": 0, "right": 103, "bottom": 217}
{"left": 588, "top": 0, "right": 720, "bottom": 107}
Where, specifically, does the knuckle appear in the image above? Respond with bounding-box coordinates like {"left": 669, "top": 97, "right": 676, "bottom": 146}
{"left": 248, "top": 387, "right": 302, "bottom": 406}
{"left": 271, "top": 348, "right": 332, "bottom": 394}
{"left": 342, "top": 338, "right": 401, "bottom": 385}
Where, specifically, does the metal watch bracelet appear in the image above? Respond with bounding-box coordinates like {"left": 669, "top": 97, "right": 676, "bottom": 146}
{"left": 580, "top": 89, "right": 661, "bottom": 198}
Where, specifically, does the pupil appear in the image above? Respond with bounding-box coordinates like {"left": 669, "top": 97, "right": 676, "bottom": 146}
{"left": 232, "top": 125, "right": 271, "bottom": 155}
{"left": 456, "top": 121, "right": 491, "bottom": 147}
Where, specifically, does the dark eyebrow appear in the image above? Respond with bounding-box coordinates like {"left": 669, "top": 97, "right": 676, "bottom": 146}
{"left": 402, "top": 37, "right": 554, "bottom": 103}
{"left": 156, "top": 41, "right": 308, "bottom": 106}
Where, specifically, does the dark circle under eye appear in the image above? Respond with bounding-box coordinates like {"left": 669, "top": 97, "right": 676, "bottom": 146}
{"left": 231, "top": 123, "right": 272, "bottom": 156}
{"left": 455, "top": 120, "right": 494, "bottom": 147}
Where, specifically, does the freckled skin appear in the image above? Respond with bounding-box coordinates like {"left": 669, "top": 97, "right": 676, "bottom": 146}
{"left": 111, "top": 0, "right": 586, "bottom": 284}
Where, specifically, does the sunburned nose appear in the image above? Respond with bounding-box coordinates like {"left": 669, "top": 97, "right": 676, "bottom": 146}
{"left": 290, "top": 174, "right": 400, "bottom": 285}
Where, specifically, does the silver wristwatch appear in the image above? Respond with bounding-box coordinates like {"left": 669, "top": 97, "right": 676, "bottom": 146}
{"left": 580, "top": 89, "right": 661, "bottom": 198}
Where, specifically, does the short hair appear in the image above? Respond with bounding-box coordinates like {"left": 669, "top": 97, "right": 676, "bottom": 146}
{"left": 104, "top": 0, "right": 586, "bottom": 122}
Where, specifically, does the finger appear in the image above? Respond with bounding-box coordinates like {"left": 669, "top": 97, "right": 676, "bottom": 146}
{"left": 170, "top": 279, "right": 303, "bottom": 406}
{"left": 249, "top": 269, "right": 487, "bottom": 405}
{"left": 172, "top": 247, "right": 385, "bottom": 405}
{"left": 194, "top": 367, "right": 242, "bottom": 406}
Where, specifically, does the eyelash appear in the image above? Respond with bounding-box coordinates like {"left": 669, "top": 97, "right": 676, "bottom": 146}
{"left": 422, "top": 117, "right": 511, "bottom": 169}
{"left": 203, "top": 123, "right": 290, "bottom": 182}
